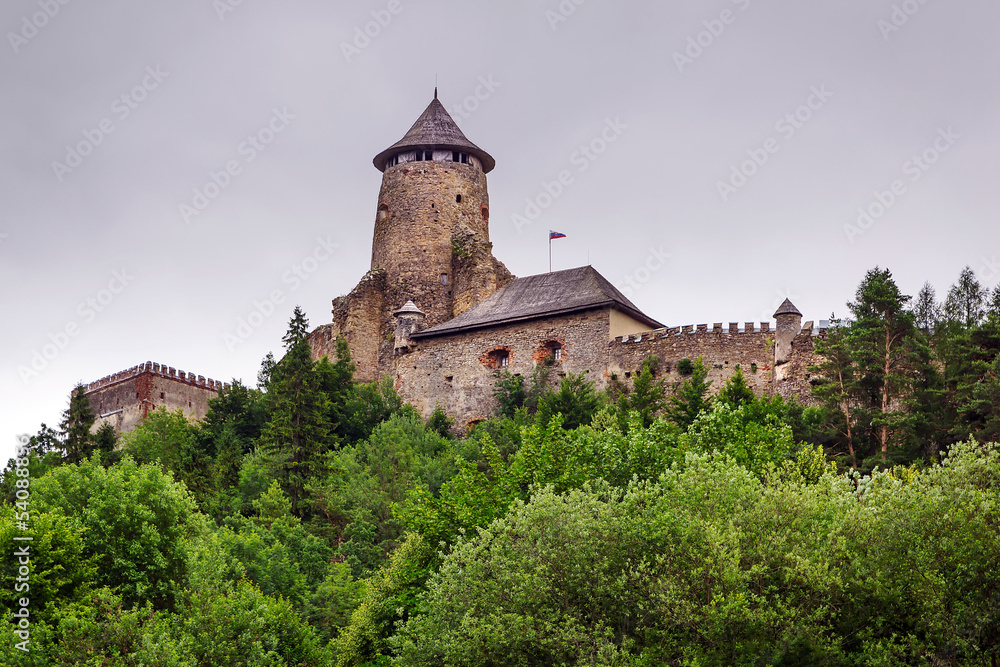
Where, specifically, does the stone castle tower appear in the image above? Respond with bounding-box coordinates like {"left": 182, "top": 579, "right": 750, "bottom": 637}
{"left": 308, "top": 92, "right": 512, "bottom": 380}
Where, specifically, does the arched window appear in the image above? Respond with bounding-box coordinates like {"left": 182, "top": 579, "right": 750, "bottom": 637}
{"left": 481, "top": 347, "right": 512, "bottom": 369}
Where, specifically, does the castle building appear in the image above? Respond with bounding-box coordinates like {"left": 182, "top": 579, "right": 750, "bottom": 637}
{"left": 308, "top": 94, "right": 826, "bottom": 429}
{"left": 84, "top": 362, "right": 225, "bottom": 433}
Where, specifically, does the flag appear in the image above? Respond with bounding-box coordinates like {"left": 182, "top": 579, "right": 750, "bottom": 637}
{"left": 549, "top": 230, "right": 566, "bottom": 240}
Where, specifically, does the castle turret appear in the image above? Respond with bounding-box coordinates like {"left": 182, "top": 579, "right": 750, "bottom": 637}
{"left": 392, "top": 300, "right": 426, "bottom": 353}
{"left": 773, "top": 298, "right": 803, "bottom": 366}
{"left": 370, "top": 90, "right": 499, "bottom": 328}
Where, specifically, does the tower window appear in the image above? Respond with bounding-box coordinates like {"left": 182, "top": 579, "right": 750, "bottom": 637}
{"left": 416, "top": 150, "right": 433, "bottom": 161}
{"left": 456, "top": 194, "right": 462, "bottom": 203}
{"left": 440, "top": 273, "right": 448, "bottom": 285}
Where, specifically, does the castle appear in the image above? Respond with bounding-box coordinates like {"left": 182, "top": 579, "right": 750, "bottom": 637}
{"left": 85, "top": 92, "right": 825, "bottom": 433}
{"left": 305, "top": 92, "right": 826, "bottom": 429}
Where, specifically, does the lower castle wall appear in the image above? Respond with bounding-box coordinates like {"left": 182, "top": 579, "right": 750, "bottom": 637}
{"left": 398, "top": 309, "right": 613, "bottom": 429}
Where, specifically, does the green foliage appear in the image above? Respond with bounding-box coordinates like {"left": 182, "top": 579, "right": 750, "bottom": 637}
{"left": 491, "top": 369, "right": 525, "bottom": 418}
{"left": 31, "top": 455, "right": 201, "bottom": 610}
{"left": 676, "top": 357, "right": 694, "bottom": 376}
{"left": 335, "top": 532, "right": 433, "bottom": 667}
{"left": 616, "top": 355, "right": 668, "bottom": 427}
{"left": 535, "top": 371, "right": 601, "bottom": 429}
{"left": 261, "top": 306, "right": 336, "bottom": 515}
{"left": 425, "top": 404, "right": 453, "bottom": 438}
{"left": 667, "top": 356, "right": 712, "bottom": 429}
{"left": 339, "top": 376, "right": 414, "bottom": 444}
{"left": 59, "top": 384, "right": 96, "bottom": 464}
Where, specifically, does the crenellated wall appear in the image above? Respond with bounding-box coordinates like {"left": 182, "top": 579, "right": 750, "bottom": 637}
{"left": 84, "top": 361, "right": 227, "bottom": 434}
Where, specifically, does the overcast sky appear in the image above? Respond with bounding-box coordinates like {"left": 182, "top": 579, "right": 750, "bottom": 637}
{"left": 2, "top": 0, "right": 998, "bottom": 465}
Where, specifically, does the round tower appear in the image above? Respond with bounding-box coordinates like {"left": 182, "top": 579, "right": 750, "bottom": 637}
{"left": 370, "top": 90, "right": 495, "bottom": 327}
{"left": 773, "top": 298, "right": 803, "bottom": 366}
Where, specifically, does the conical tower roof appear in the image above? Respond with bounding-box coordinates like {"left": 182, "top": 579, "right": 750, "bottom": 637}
{"left": 373, "top": 92, "right": 496, "bottom": 173}
{"left": 773, "top": 298, "right": 803, "bottom": 318}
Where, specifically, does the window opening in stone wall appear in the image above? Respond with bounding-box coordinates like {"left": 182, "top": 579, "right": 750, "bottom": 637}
{"left": 498, "top": 352, "right": 509, "bottom": 367}
{"left": 440, "top": 273, "right": 448, "bottom": 285}
{"left": 452, "top": 151, "right": 460, "bottom": 162}
{"left": 456, "top": 194, "right": 462, "bottom": 203}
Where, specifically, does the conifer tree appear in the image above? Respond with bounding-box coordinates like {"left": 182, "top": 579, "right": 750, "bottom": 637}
{"left": 667, "top": 357, "right": 712, "bottom": 430}
{"left": 261, "top": 306, "right": 333, "bottom": 515}
{"left": 912, "top": 281, "right": 941, "bottom": 332}
{"left": 810, "top": 318, "right": 862, "bottom": 467}
{"left": 618, "top": 356, "right": 669, "bottom": 427}
{"left": 847, "top": 267, "right": 922, "bottom": 461}
{"left": 59, "top": 384, "right": 96, "bottom": 464}
{"left": 944, "top": 266, "right": 987, "bottom": 328}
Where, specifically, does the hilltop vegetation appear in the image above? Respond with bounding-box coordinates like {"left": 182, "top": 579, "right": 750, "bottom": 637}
{"left": 2, "top": 267, "right": 999, "bottom": 665}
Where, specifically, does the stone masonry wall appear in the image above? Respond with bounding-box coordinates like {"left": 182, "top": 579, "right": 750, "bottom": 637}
{"left": 396, "top": 309, "right": 613, "bottom": 429}
{"left": 84, "top": 361, "right": 224, "bottom": 433}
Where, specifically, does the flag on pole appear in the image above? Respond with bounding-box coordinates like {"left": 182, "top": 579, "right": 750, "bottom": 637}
{"left": 549, "top": 230, "right": 567, "bottom": 240}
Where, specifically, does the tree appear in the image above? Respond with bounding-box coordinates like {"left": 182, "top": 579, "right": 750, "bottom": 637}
{"left": 944, "top": 265, "right": 987, "bottom": 328}
{"left": 912, "top": 280, "right": 941, "bottom": 331}
{"left": 666, "top": 357, "right": 712, "bottom": 429}
{"left": 617, "top": 355, "right": 668, "bottom": 427}
{"left": 261, "top": 306, "right": 334, "bottom": 515}
{"left": 715, "top": 364, "right": 756, "bottom": 408}
{"left": 59, "top": 384, "right": 96, "bottom": 464}
{"left": 810, "top": 318, "right": 863, "bottom": 467}
{"left": 491, "top": 369, "right": 525, "bottom": 418}
{"left": 847, "top": 267, "right": 922, "bottom": 461}
{"left": 31, "top": 455, "right": 202, "bottom": 610}
{"left": 988, "top": 285, "right": 1000, "bottom": 319}
{"left": 535, "top": 371, "right": 601, "bottom": 430}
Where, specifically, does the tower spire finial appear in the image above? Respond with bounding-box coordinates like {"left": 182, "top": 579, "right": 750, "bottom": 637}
{"left": 434, "top": 73, "right": 438, "bottom": 100}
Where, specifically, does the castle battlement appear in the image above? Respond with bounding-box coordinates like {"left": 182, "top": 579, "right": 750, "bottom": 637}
{"left": 612, "top": 320, "right": 829, "bottom": 345}
{"left": 84, "top": 361, "right": 228, "bottom": 395}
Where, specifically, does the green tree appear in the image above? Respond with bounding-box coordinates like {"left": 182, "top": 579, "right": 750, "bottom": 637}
{"left": 617, "top": 355, "right": 668, "bottom": 427}
{"left": 491, "top": 369, "right": 525, "bottom": 418}
{"left": 810, "top": 318, "right": 863, "bottom": 467}
{"left": 31, "top": 455, "right": 201, "bottom": 610}
{"left": 715, "top": 364, "right": 756, "bottom": 408}
{"left": 667, "top": 357, "right": 712, "bottom": 429}
{"left": 261, "top": 306, "right": 334, "bottom": 515}
{"left": 535, "top": 371, "right": 601, "bottom": 430}
{"left": 912, "top": 280, "right": 941, "bottom": 331}
{"left": 944, "top": 265, "right": 987, "bottom": 327}
{"left": 58, "top": 384, "right": 95, "bottom": 464}
{"left": 847, "top": 267, "right": 923, "bottom": 461}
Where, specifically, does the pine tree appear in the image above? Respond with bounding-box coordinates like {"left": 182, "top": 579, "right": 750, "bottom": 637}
{"left": 261, "top": 306, "right": 334, "bottom": 515}
{"left": 810, "top": 318, "right": 863, "bottom": 467}
{"left": 847, "top": 267, "right": 922, "bottom": 461}
{"left": 667, "top": 357, "right": 712, "bottom": 430}
{"left": 617, "top": 356, "right": 668, "bottom": 427}
{"left": 912, "top": 281, "right": 941, "bottom": 332}
{"left": 944, "top": 266, "right": 987, "bottom": 328}
{"left": 59, "top": 384, "right": 96, "bottom": 464}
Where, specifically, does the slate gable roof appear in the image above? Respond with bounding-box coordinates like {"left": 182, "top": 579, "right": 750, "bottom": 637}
{"left": 412, "top": 266, "right": 664, "bottom": 339}
{"left": 373, "top": 95, "right": 496, "bottom": 173}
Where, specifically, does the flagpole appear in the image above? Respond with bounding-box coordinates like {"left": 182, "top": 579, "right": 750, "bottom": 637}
{"left": 548, "top": 232, "right": 552, "bottom": 273}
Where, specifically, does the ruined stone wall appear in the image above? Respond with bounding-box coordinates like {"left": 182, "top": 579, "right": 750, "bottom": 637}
{"left": 396, "top": 309, "right": 613, "bottom": 429}
{"left": 774, "top": 322, "right": 827, "bottom": 403}
{"left": 84, "top": 362, "right": 224, "bottom": 433}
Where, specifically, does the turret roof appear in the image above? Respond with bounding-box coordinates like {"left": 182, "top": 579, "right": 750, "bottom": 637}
{"left": 773, "top": 298, "right": 803, "bottom": 318}
{"left": 412, "top": 266, "right": 663, "bottom": 338}
{"left": 373, "top": 93, "right": 496, "bottom": 173}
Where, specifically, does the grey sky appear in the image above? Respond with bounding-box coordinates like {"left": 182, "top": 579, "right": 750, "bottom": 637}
{"left": 2, "top": 0, "right": 998, "bottom": 465}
